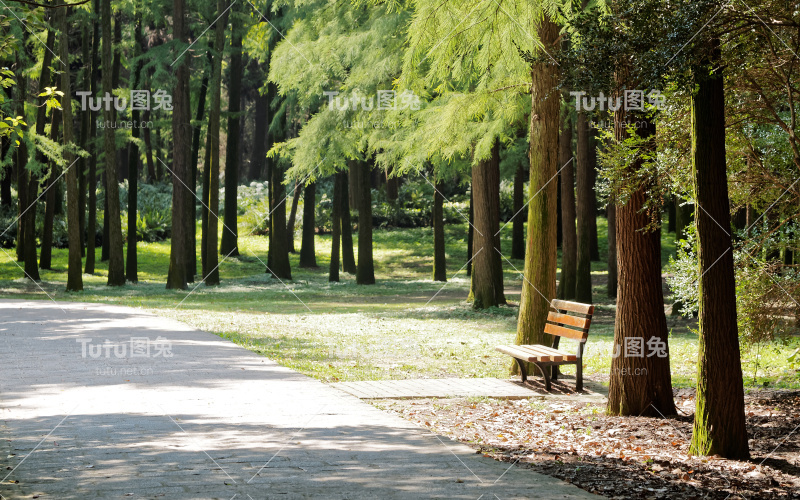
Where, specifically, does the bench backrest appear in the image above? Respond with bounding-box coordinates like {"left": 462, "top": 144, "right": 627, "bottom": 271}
{"left": 544, "top": 299, "right": 595, "bottom": 342}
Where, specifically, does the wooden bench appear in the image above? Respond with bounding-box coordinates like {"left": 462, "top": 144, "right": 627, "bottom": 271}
{"left": 496, "top": 299, "right": 594, "bottom": 392}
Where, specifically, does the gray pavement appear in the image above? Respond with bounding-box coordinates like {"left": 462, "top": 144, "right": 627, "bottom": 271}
{"left": 0, "top": 299, "right": 599, "bottom": 499}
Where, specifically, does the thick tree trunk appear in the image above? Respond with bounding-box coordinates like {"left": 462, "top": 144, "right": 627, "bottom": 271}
{"left": 340, "top": 169, "right": 356, "bottom": 274}
{"left": 514, "top": 19, "right": 560, "bottom": 371}
{"left": 166, "top": 0, "right": 191, "bottom": 290}
{"left": 356, "top": 160, "right": 375, "bottom": 284}
{"left": 607, "top": 110, "right": 674, "bottom": 417}
{"left": 689, "top": 45, "right": 749, "bottom": 459}
{"left": 329, "top": 173, "right": 342, "bottom": 282}
{"left": 221, "top": 20, "right": 243, "bottom": 257}
{"left": 511, "top": 162, "right": 526, "bottom": 260}
{"left": 575, "top": 111, "right": 593, "bottom": 303}
{"left": 559, "top": 108, "right": 577, "bottom": 300}
{"left": 286, "top": 183, "right": 301, "bottom": 253}
{"left": 432, "top": 179, "right": 446, "bottom": 282}
{"left": 467, "top": 189, "right": 473, "bottom": 276}
{"left": 58, "top": 5, "right": 82, "bottom": 291}
{"left": 607, "top": 203, "right": 617, "bottom": 298}
{"left": 470, "top": 142, "right": 505, "bottom": 308}
{"left": 102, "top": 0, "right": 125, "bottom": 285}
{"left": 40, "top": 110, "right": 61, "bottom": 270}
{"left": 299, "top": 182, "right": 317, "bottom": 268}
{"left": 203, "top": 0, "right": 228, "bottom": 286}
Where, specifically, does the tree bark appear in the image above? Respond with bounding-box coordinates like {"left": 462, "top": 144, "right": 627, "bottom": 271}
{"left": 126, "top": 17, "right": 144, "bottom": 283}
{"left": 201, "top": 129, "right": 211, "bottom": 278}
{"left": 203, "top": 0, "right": 228, "bottom": 286}
{"left": 514, "top": 18, "right": 559, "bottom": 371}
{"left": 575, "top": 111, "right": 593, "bottom": 303}
{"left": 85, "top": 0, "right": 100, "bottom": 274}
{"left": 166, "top": 0, "right": 191, "bottom": 290}
{"left": 40, "top": 109, "right": 60, "bottom": 270}
{"left": 470, "top": 141, "right": 505, "bottom": 308}
{"left": 15, "top": 64, "right": 38, "bottom": 280}
{"left": 268, "top": 163, "right": 292, "bottom": 279}
{"left": 299, "top": 181, "right": 317, "bottom": 267}
{"left": 607, "top": 110, "right": 674, "bottom": 417}
{"left": 329, "top": 173, "right": 342, "bottom": 282}
{"left": 607, "top": 202, "right": 617, "bottom": 298}
{"left": 188, "top": 51, "right": 211, "bottom": 281}
{"left": 558, "top": 107, "right": 576, "bottom": 300}
{"left": 340, "top": 169, "right": 356, "bottom": 274}
{"left": 467, "top": 188, "right": 473, "bottom": 276}
{"left": 221, "top": 17, "right": 243, "bottom": 257}
{"left": 689, "top": 43, "right": 749, "bottom": 459}
{"left": 589, "top": 142, "right": 600, "bottom": 262}
{"left": 432, "top": 179, "right": 446, "bottom": 282}
{"left": 249, "top": 88, "right": 267, "bottom": 181}
{"left": 58, "top": 4, "right": 82, "bottom": 291}
{"left": 356, "top": 159, "right": 375, "bottom": 284}
{"left": 102, "top": 0, "right": 124, "bottom": 285}
{"left": 286, "top": 182, "right": 301, "bottom": 253}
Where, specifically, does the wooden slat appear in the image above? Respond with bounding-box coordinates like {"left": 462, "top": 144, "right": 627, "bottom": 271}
{"left": 544, "top": 322, "right": 588, "bottom": 341}
{"left": 495, "top": 345, "right": 577, "bottom": 363}
{"left": 547, "top": 311, "right": 591, "bottom": 329}
{"left": 551, "top": 299, "right": 595, "bottom": 316}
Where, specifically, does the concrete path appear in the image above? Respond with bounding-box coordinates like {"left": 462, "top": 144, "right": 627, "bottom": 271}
{"left": 0, "top": 299, "right": 599, "bottom": 499}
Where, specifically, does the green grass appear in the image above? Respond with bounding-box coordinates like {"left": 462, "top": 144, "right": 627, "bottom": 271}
{"left": 1, "top": 219, "right": 797, "bottom": 388}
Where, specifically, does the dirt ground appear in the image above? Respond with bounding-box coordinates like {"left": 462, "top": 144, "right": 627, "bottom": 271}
{"left": 374, "top": 387, "right": 800, "bottom": 499}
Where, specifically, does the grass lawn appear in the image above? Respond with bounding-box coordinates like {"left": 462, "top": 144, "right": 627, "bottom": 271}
{"left": 1, "top": 218, "right": 798, "bottom": 389}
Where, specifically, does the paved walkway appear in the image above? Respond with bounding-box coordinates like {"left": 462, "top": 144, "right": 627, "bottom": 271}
{"left": 0, "top": 299, "right": 599, "bottom": 499}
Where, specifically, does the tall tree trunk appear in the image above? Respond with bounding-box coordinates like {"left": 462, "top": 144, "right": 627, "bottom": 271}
{"left": 559, "top": 107, "right": 577, "bottom": 300}
{"left": 329, "top": 173, "right": 342, "bottom": 282}
{"left": 514, "top": 19, "right": 559, "bottom": 370}
{"left": 340, "top": 169, "right": 356, "bottom": 274}
{"left": 607, "top": 109, "right": 674, "bottom": 417}
{"left": 470, "top": 142, "right": 505, "bottom": 308}
{"left": 489, "top": 143, "right": 506, "bottom": 302}
{"left": 203, "top": 0, "right": 228, "bottom": 286}
{"left": 667, "top": 196, "right": 676, "bottom": 233}
{"left": 0, "top": 140, "right": 10, "bottom": 207}
{"left": 85, "top": 0, "right": 100, "bottom": 274}
{"left": 607, "top": 202, "right": 617, "bottom": 298}
{"left": 675, "top": 197, "right": 693, "bottom": 242}
{"left": 286, "top": 183, "right": 301, "bottom": 253}
{"left": 221, "top": 19, "right": 243, "bottom": 257}
{"left": 589, "top": 141, "right": 600, "bottom": 262}
{"left": 166, "top": 0, "right": 191, "bottom": 290}
{"left": 689, "top": 43, "right": 749, "bottom": 459}
{"left": 16, "top": 64, "right": 38, "bottom": 280}
{"left": 188, "top": 51, "right": 211, "bottom": 281}
{"left": 200, "top": 130, "right": 211, "bottom": 276}
{"left": 348, "top": 161, "right": 359, "bottom": 210}
{"left": 575, "top": 111, "right": 593, "bottom": 303}
{"left": 386, "top": 166, "right": 399, "bottom": 202}
{"left": 432, "top": 179, "right": 446, "bottom": 282}
{"left": 143, "top": 108, "right": 156, "bottom": 181}
{"left": 467, "top": 188, "right": 473, "bottom": 276}
{"left": 36, "top": 28, "right": 56, "bottom": 271}
{"left": 356, "top": 160, "right": 375, "bottom": 284}
{"left": 249, "top": 87, "right": 267, "bottom": 181}
{"left": 78, "top": 24, "right": 91, "bottom": 257}
{"left": 58, "top": 4, "right": 82, "bottom": 291}
{"left": 102, "top": 0, "right": 124, "bottom": 285}
{"left": 299, "top": 181, "right": 317, "bottom": 267}
{"left": 126, "top": 17, "right": 144, "bottom": 283}
{"left": 40, "top": 109, "right": 61, "bottom": 270}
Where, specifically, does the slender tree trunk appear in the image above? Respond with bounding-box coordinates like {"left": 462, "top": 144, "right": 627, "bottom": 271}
{"left": 575, "top": 111, "right": 593, "bottom": 303}
{"left": 221, "top": 18, "right": 242, "bottom": 257}
{"left": 386, "top": 166, "right": 399, "bottom": 202}
{"left": 58, "top": 5, "right": 82, "bottom": 291}
{"left": 511, "top": 162, "right": 525, "bottom": 260}
{"left": 166, "top": 0, "right": 191, "bottom": 290}
{"left": 143, "top": 108, "right": 156, "bottom": 181}
{"left": 340, "top": 169, "right": 356, "bottom": 274}
{"left": 268, "top": 164, "right": 292, "bottom": 279}
{"left": 78, "top": 25, "right": 91, "bottom": 257}
{"left": 607, "top": 106, "right": 674, "bottom": 417}
{"left": 188, "top": 52, "right": 211, "bottom": 281}
{"left": 432, "top": 179, "right": 446, "bottom": 282}
{"left": 85, "top": 0, "right": 99, "bottom": 274}
{"left": 467, "top": 189, "right": 473, "bottom": 276}
{"left": 286, "top": 183, "right": 301, "bottom": 253}
{"left": 356, "top": 160, "right": 375, "bottom": 284}
{"left": 40, "top": 109, "right": 60, "bottom": 270}
{"left": 348, "top": 162, "right": 359, "bottom": 210}
{"left": 102, "top": 0, "right": 124, "bottom": 285}
{"left": 589, "top": 142, "right": 600, "bottom": 262}
{"left": 514, "top": 19, "right": 559, "bottom": 370}
{"left": 489, "top": 143, "right": 506, "bottom": 302}
{"left": 607, "top": 202, "right": 617, "bottom": 298}
{"left": 559, "top": 107, "right": 577, "bottom": 300}
{"left": 204, "top": 0, "right": 228, "bottom": 286}
{"left": 15, "top": 54, "right": 39, "bottom": 280}
{"left": 0, "top": 140, "right": 10, "bottom": 207}
{"left": 329, "top": 173, "right": 342, "bottom": 282}
{"left": 299, "top": 182, "right": 317, "bottom": 267}
{"left": 249, "top": 88, "right": 267, "bottom": 181}
{"left": 689, "top": 43, "right": 749, "bottom": 459}
{"left": 201, "top": 130, "right": 211, "bottom": 277}
{"left": 126, "top": 18, "right": 144, "bottom": 283}
{"left": 667, "top": 196, "right": 676, "bottom": 233}
{"left": 675, "top": 197, "right": 692, "bottom": 242}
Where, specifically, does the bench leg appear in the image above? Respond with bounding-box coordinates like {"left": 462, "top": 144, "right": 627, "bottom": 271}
{"left": 575, "top": 360, "right": 583, "bottom": 392}
{"left": 531, "top": 362, "right": 551, "bottom": 392}
{"left": 514, "top": 358, "right": 528, "bottom": 383}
